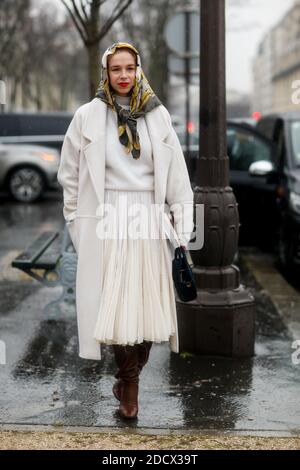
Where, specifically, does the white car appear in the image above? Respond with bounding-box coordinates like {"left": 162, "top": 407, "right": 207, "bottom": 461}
{"left": 0, "top": 143, "right": 60, "bottom": 202}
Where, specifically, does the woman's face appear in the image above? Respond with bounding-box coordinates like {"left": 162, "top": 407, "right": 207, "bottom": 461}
{"left": 107, "top": 50, "right": 137, "bottom": 97}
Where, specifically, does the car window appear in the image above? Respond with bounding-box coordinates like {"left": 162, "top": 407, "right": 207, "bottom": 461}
{"left": 227, "top": 127, "right": 272, "bottom": 171}
{"left": 256, "top": 118, "right": 276, "bottom": 140}
{"left": 0, "top": 115, "right": 20, "bottom": 136}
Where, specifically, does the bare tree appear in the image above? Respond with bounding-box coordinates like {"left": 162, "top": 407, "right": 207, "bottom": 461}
{"left": 60, "top": 0, "right": 133, "bottom": 98}
{"left": 12, "top": 2, "right": 84, "bottom": 110}
{"left": 0, "top": 0, "right": 31, "bottom": 105}
{"left": 0, "top": 0, "right": 89, "bottom": 111}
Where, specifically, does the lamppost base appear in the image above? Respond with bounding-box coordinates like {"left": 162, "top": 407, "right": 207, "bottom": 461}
{"left": 176, "top": 285, "right": 255, "bottom": 357}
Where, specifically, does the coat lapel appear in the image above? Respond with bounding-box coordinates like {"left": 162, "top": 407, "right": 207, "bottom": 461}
{"left": 81, "top": 97, "right": 173, "bottom": 206}
{"left": 82, "top": 99, "right": 106, "bottom": 205}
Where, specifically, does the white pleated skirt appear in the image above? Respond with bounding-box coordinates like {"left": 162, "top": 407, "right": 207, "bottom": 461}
{"left": 93, "top": 188, "right": 177, "bottom": 347}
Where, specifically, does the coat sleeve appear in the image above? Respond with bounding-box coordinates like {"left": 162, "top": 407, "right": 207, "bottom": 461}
{"left": 57, "top": 108, "right": 82, "bottom": 223}
{"left": 162, "top": 107, "right": 194, "bottom": 247}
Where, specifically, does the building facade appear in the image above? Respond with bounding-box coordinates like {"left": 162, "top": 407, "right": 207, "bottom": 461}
{"left": 253, "top": 0, "right": 300, "bottom": 113}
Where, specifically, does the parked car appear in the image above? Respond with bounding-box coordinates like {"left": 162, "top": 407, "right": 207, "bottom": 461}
{"left": 256, "top": 112, "right": 300, "bottom": 273}
{"left": 0, "top": 143, "right": 60, "bottom": 202}
{"left": 178, "top": 122, "right": 281, "bottom": 250}
{"left": 229, "top": 117, "right": 257, "bottom": 127}
{"left": 0, "top": 112, "right": 72, "bottom": 152}
{"left": 178, "top": 116, "right": 300, "bottom": 273}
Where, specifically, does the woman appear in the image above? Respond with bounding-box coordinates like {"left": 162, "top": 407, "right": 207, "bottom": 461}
{"left": 57, "top": 42, "right": 194, "bottom": 419}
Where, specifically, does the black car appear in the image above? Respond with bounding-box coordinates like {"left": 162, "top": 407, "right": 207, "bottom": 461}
{"left": 256, "top": 112, "right": 300, "bottom": 273}
{"left": 0, "top": 111, "right": 72, "bottom": 151}
{"left": 179, "top": 116, "right": 300, "bottom": 273}
{"left": 178, "top": 122, "right": 280, "bottom": 248}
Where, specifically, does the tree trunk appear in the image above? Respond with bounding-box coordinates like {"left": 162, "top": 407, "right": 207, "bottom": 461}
{"left": 148, "top": 39, "right": 169, "bottom": 105}
{"left": 87, "top": 42, "right": 101, "bottom": 99}
{"left": 35, "top": 74, "right": 42, "bottom": 110}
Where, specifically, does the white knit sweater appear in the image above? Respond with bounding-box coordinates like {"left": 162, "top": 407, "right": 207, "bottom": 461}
{"left": 104, "top": 94, "right": 154, "bottom": 191}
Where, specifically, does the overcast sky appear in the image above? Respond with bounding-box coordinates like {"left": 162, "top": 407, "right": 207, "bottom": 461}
{"left": 226, "top": 0, "right": 294, "bottom": 94}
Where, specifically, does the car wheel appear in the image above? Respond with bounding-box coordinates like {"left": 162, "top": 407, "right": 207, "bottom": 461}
{"left": 8, "top": 167, "right": 45, "bottom": 203}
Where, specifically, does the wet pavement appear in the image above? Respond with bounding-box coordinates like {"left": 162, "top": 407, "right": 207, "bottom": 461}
{"left": 0, "top": 193, "right": 300, "bottom": 435}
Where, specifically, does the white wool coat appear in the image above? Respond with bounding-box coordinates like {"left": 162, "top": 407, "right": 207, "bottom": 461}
{"left": 57, "top": 97, "right": 194, "bottom": 360}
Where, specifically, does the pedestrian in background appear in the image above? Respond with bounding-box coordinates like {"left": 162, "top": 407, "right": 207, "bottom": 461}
{"left": 57, "top": 42, "right": 194, "bottom": 419}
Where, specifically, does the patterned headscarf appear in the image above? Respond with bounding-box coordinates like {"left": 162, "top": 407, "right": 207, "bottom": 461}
{"left": 95, "top": 42, "right": 162, "bottom": 159}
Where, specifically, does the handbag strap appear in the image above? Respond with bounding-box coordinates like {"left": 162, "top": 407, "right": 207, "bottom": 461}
{"left": 164, "top": 213, "right": 194, "bottom": 268}
{"left": 164, "top": 213, "right": 181, "bottom": 248}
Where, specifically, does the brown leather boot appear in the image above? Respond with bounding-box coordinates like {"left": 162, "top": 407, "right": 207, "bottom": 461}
{"left": 112, "top": 341, "right": 153, "bottom": 402}
{"left": 137, "top": 340, "right": 153, "bottom": 374}
{"left": 112, "top": 344, "right": 140, "bottom": 419}
{"left": 112, "top": 378, "right": 124, "bottom": 402}
{"left": 112, "top": 344, "right": 127, "bottom": 402}
{"left": 118, "top": 380, "right": 139, "bottom": 419}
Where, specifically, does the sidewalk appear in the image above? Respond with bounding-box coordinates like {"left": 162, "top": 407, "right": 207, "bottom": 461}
{"left": 1, "top": 428, "right": 300, "bottom": 450}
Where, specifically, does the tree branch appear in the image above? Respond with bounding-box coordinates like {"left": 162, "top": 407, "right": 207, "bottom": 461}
{"left": 60, "top": 0, "right": 87, "bottom": 43}
{"left": 96, "top": 0, "right": 133, "bottom": 41}
{"left": 80, "top": 0, "right": 89, "bottom": 22}
{"left": 71, "top": 0, "right": 89, "bottom": 35}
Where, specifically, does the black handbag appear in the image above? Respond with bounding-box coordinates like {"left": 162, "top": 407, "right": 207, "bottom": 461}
{"left": 164, "top": 211, "right": 197, "bottom": 302}
{"left": 172, "top": 246, "right": 197, "bottom": 302}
